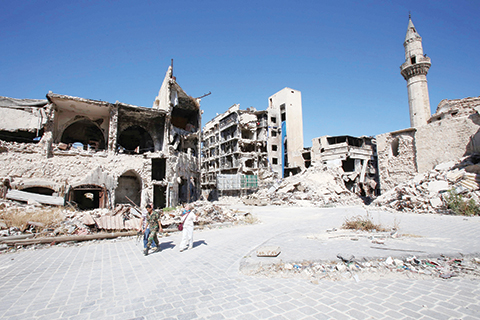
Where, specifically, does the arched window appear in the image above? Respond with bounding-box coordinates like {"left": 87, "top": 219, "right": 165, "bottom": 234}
{"left": 118, "top": 126, "right": 154, "bottom": 154}
{"left": 61, "top": 119, "right": 105, "bottom": 150}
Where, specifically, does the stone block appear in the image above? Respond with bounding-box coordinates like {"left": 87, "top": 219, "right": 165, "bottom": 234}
{"left": 256, "top": 246, "right": 281, "bottom": 257}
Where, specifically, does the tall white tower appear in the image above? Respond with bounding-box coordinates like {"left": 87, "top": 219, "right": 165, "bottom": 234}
{"left": 400, "top": 16, "right": 431, "bottom": 127}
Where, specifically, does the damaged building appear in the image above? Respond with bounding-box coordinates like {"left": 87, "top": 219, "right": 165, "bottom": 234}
{"left": 200, "top": 87, "right": 306, "bottom": 198}
{"left": 267, "top": 88, "right": 305, "bottom": 178}
{"left": 376, "top": 17, "right": 480, "bottom": 193}
{"left": 201, "top": 104, "right": 268, "bottom": 198}
{"left": 311, "top": 135, "right": 379, "bottom": 198}
{"left": 0, "top": 66, "right": 201, "bottom": 210}
{"left": 377, "top": 96, "right": 480, "bottom": 192}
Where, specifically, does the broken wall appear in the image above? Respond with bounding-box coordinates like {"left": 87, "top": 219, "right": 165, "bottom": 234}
{"left": 376, "top": 96, "right": 480, "bottom": 193}
{"left": 311, "top": 135, "right": 378, "bottom": 198}
{"left": 0, "top": 97, "right": 49, "bottom": 144}
{"left": 415, "top": 97, "right": 480, "bottom": 173}
{"left": 376, "top": 129, "right": 417, "bottom": 193}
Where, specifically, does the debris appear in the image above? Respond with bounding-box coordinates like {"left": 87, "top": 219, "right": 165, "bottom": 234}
{"left": 337, "top": 254, "right": 355, "bottom": 263}
{"left": 6, "top": 189, "right": 65, "bottom": 206}
{"left": 243, "top": 255, "right": 480, "bottom": 282}
{"left": 372, "top": 154, "right": 480, "bottom": 214}
{"left": 243, "top": 164, "right": 364, "bottom": 207}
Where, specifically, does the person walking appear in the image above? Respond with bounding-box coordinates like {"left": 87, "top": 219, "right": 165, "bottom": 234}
{"left": 144, "top": 204, "right": 163, "bottom": 256}
{"left": 138, "top": 206, "right": 156, "bottom": 251}
{"left": 179, "top": 205, "right": 197, "bottom": 252}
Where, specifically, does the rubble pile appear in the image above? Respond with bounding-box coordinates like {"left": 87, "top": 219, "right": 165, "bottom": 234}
{"left": 244, "top": 255, "right": 480, "bottom": 282}
{"left": 243, "top": 165, "right": 364, "bottom": 207}
{"left": 161, "top": 200, "right": 253, "bottom": 228}
{"left": 372, "top": 154, "right": 480, "bottom": 214}
{"left": 0, "top": 198, "right": 253, "bottom": 245}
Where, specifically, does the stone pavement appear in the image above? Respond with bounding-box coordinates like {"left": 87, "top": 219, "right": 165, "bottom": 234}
{"left": 0, "top": 205, "right": 480, "bottom": 320}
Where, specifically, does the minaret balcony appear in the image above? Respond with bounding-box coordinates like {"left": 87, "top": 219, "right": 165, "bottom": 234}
{"left": 400, "top": 57, "right": 431, "bottom": 80}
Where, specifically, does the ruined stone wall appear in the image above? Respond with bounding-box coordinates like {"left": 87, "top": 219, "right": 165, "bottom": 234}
{"left": 0, "top": 141, "right": 157, "bottom": 207}
{"left": 416, "top": 115, "right": 480, "bottom": 173}
{"left": 376, "top": 96, "right": 480, "bottom": 193}
{"left": 376, "top": 129, "right": 417, "bottom": 193}
{"left": 415, "top": 96, "right": 480, "bottom": 173}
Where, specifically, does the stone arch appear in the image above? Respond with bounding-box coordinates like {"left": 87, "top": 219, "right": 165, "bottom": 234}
{"left": 117, "top": 125, "right": 154, "bottom": 154}
{"left": 115, "top": 170, "right": 142, "bottom": 206}
{"left": 61, "top": 119, "right": 106, "bottom": 150}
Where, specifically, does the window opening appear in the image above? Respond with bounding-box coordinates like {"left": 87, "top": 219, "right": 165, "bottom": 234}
{"left": 152, "top": 158, "right": 166, "bottom": 181}
{"left": 154, "top": 185, "right": 166, "bottom": 209}
{"left": 391, "top": 137, "right": 400, "bottom": 157}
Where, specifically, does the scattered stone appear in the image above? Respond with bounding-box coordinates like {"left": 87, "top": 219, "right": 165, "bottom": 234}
{"left": 243, "top": 255, "right": 480, "bottom": 282}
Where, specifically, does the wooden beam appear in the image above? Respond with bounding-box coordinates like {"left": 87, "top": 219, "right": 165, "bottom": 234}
{"left": 2, "top": 231, "right": 137, "bottom": 246}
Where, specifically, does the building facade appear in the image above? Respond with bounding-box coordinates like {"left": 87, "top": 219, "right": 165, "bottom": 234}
{"left": 200, "top": 104, "right": 268, "bottom": 198}
{"left": 0, "top": 66, "right": 201, "bottom": 209}
{"left": 267, "top": 88, "right": 305, "bottom": 178}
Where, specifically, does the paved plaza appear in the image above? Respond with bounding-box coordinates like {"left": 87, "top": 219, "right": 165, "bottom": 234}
{"left": 1, "top": 205, "right": 480, "bottom": 319}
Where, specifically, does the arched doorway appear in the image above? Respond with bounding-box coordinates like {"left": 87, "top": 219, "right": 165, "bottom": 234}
{"left": 118, "top": 126, "right": 154, "bottom": 154}
{"left": 61, "top": 119, "right": 106, "bottom": 150}
{"left": 68, "top": 185, "right": 107, "bottom": 210}
{"left": 115, "top": 170, "right": 142, "bottom": 206}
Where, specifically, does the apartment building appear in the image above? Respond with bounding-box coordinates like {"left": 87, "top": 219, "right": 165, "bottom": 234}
{"left": 201, "top": 104, "right": 268, "bottom": 198}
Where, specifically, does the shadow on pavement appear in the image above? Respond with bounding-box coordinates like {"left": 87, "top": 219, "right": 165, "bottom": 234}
{"left": 193, "top": 240, "right": 208, "bottom": 248}
{"left": 158, "top": 240, "right": 176, "bottom": 251}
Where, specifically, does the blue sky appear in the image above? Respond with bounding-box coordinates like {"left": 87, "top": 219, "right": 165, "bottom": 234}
{"left": 2, "top": 0, "right": 479, "bottom": 146}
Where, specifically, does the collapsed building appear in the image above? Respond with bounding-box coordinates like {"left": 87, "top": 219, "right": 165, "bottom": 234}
{"left": 0, "top": 66, "right": 201, "bottom": 210}
{"left": 311, "top": 135, "right": 379, "bottom": 198}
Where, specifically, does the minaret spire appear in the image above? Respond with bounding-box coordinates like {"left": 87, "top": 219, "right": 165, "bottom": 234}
{"left": 400, "top": 16, "right": 431, "bottom": 127}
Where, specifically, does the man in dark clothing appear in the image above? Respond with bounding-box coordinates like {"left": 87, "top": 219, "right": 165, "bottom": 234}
{"left": 144, "top": 204, "right": 163, "bottom": 256}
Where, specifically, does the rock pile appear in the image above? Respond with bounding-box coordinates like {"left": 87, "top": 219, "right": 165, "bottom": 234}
{"left": 243, "top": 165, "right": 364, "bottom": 207}
{"left": 372, "top": 154, "right": 480, "bottom": 214}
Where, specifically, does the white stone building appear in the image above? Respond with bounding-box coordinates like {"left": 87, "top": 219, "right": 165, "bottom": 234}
{"left": 267, "top": 88, "right": 305, "bottom": 178}
{"left": 0, "top": 66, "right": 201, "bottom": 209}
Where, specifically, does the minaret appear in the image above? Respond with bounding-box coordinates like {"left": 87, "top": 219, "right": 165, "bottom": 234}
{"left": 400, "top": 16, "right": 431, "bottom": 127}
